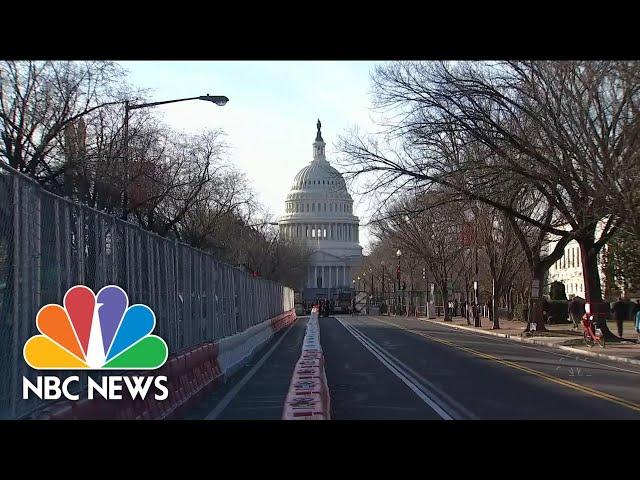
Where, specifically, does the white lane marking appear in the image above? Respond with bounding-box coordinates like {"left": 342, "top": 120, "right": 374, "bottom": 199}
{"left": 204, "top": 321, "right": 298, "bottom": 420}
{"left": 349, "top": 318, "right": 478, "bottom": 419}
{"left": 336, "top": 317, "right": 463, "bottom": 420}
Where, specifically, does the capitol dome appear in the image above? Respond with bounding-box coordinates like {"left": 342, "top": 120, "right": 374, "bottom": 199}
{"left": 279, "top": 120, "right": 363, "bottom": 298}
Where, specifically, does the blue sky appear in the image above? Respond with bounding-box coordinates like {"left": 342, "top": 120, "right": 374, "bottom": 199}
{"left": 119, "top": 61, "right": 382, "bottom": 251}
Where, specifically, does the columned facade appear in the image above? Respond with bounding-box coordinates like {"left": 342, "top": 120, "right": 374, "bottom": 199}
{"left": 279, "top": 120, "right": 362, "bottom": 300}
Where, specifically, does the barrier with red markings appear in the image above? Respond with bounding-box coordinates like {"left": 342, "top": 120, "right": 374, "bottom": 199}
{"left": 282, "top": 306, "right": 330, "bottom": 420}
{"left": 28, "top": 309, "right": 297, "bottom": 420}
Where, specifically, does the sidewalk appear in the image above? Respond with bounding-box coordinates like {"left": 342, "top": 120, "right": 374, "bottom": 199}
{"left": 398, "top": 313, "right": 640, "bottom": 366}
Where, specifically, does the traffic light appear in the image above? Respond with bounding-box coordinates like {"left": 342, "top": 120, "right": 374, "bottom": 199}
{"left": 422, "top": 267, "right": 426, "bottom": 280}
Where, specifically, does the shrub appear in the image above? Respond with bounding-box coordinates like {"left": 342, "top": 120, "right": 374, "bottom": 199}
{"left": 546, "top": 300, "right": 569, "bottom": 324}
{"left": 513, "top": 303, "right": 528, "bottom": 322}
{"left": 549, "top": 281, "right": 567, "bottom": 301}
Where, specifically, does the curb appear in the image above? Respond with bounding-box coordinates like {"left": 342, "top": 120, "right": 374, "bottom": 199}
{"left": 420, "top": 318, "right": 640, "bottom": 367}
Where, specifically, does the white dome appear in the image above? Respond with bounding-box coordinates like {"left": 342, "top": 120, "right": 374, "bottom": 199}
{"left": 278, "top": 120, "right": 362, "bottom": 296}
{"left": 291, "top": 160, "right": 349, "bottom": 195}
{"left": 281, "top": 120, "right": 356, "bottom": 220}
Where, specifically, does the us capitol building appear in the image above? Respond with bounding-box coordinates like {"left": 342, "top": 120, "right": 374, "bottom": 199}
{"left": 278, "top": 120, "right": 363, "bottom": 300}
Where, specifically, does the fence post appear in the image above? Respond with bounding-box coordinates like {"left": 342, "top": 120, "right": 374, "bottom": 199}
{"left": 10, "top": 176, "right": 21, "bottom": 418}
{"left": 77, "top": 206, "right": 85, "bottom": 285}
{"left": 54, "top": 200, "right": 62, "bottom": 300}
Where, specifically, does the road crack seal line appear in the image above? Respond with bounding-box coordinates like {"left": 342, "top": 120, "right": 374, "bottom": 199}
{"left": 376, "top": 317, "right": 640, "bottom": 414}
{"left": 378, "top": 317, "right": 640, "bottom": 375}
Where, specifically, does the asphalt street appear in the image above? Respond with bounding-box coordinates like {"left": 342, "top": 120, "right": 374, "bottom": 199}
{"left": 325, "top": 315, "right": 640, "bottom": 420}
{"left": 188, "top": 317, "right": 308, "bottom": 420}
{"left": 193, "top": 315, "right": 640, "bottom": 420}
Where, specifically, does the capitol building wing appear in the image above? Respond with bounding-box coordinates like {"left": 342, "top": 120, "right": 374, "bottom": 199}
{"left": 278, "top": 120, "right": 363, "bottom": 299}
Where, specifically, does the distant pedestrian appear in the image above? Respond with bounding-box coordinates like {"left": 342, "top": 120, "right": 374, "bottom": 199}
{"left": 568, "top": 297, "right": 584, "bottom": 330}
{"left": 635, "top": 307, "right": 640, "bottom": 343}
{"left": 632, "top": 300, "right": 640, "bottom": 323}
{"left": 612, "top": 297, "right": 628, "bottom": 338}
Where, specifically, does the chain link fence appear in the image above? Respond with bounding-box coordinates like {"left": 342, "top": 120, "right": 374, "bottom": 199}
{"left": 0, "top": 162, "right": 294, "bottom": 419}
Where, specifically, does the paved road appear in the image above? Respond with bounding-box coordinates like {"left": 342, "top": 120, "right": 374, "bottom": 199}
{"left": 324, "top": 315, "right": 640, "bottom": 420}
{"left": 191, "top": 314, "right": 640, "bottom": 420}
{"left": 188, "top": 317, "right": 308, "bottom": 420}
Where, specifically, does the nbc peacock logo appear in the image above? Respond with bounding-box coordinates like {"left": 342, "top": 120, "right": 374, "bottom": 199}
{"left": 24, "top": 285, "right": 168, "bottom": 370}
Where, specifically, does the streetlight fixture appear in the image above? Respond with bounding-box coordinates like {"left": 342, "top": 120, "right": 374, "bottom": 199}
{"left": 122, "top": 94, "right": 229, "bottom": 219}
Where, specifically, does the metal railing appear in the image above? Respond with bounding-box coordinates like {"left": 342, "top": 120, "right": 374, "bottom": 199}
{"left": 0, "top": 161, "right": 294, "bottom": 419}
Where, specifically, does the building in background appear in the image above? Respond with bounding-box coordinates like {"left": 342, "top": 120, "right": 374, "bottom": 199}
{"left": 544, "top": 221, "right": 619, "bottom": 299}
{"left": 278, "top": 120, "right": 362, "bottom": 300}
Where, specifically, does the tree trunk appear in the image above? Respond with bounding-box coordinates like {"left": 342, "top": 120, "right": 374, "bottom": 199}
{"left": 577, "top": 234, "right": 617, "bottom": 340}
{"left": 525, "top": 267, "right": 547, "bottom": 332}
{"left": 491, "top": 278, "right": 499, "bottom": 330}
{"left": 441, "top": 282, "right": 451, "bottom": 321}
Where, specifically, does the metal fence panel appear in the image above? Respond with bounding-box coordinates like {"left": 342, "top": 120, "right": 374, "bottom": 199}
{"left": 0, "top": 162, "right": 294, "bottom": 419}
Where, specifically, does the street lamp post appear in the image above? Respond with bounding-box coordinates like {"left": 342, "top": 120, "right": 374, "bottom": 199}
{"left": 396, "top": 249, "right": 402, "bottom": 316}
{"left": 464, "top": 207, "right": 481, "bottom": 328}
{"left": 121, "top": 94, "right": 228, "bottom": 220}
{"left": 361, "top": 274, "right": 367, "bottom": 312}
{"left": 352, "top": 279, "right": 356, "bottom": 315}
{"left": 381, "top": 260, "right": 386, "bottom": 314}
{"left": 369, "top": 267, "right": 374, "bottom": 305}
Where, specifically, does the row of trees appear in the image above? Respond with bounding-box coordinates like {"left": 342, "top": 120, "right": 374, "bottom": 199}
{"left": 339, "top": 61, "right": 640, "bottom": 337}
{"left": 0, "top": 60, "right": 309, "bottom": 287}
{"left": 359, "top": 191, "right": 533, "bottom": 324}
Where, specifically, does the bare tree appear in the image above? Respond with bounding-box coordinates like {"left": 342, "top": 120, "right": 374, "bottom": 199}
{"left": 375, "top": 192, "right": 466, "bottom": 321}
{"left": 0, "top": 61, "right": 131, "bottom": 186}
{"left": 340, "top": 61, "right": 639, "bottom": 337}
{"left": 475, "top": 204, "right": 527, "bottom": 328}
{"left": 129, "top": 129, "right": 230, "bottom": 237}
